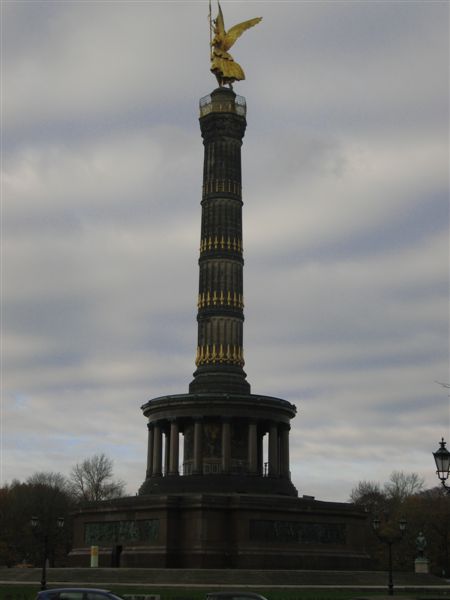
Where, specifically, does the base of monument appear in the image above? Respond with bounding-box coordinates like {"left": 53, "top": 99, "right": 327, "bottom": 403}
{"left": 415, "top": 558, "right": 429, "bottom": 574}
{"left": 69, "top": 492, "right": 370, "bottom": 570}
{"left": 139, "top": 473, "right": 299, "bottom": 496}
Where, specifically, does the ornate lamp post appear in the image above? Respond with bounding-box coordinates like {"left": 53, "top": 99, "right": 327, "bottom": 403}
{"left": 372, "top": 516, "right": 407, "bottom": 596}
{"left": 31, "top": 515, "right": 65, "bottom": 590}
{"left": 433, "top": 438, "right": 450, "bottom": 494}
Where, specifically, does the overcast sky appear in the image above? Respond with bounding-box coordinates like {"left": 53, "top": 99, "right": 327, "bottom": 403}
{"left": 2, "top": 0, "right": 449, "bottom": 502}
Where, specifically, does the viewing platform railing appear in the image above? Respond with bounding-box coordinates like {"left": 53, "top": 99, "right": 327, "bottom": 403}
{"left": 199, "top": 93, "right": 246, "bottom": 117}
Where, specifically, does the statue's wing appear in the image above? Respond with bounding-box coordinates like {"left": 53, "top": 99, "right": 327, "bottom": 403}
{"left": 214, "top": 3, "right": 226, "bottom": 39}
{"left": 223, "top": 17, "right": 262, "bottom": 51}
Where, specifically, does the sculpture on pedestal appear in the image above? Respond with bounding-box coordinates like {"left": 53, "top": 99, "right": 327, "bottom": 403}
{"left": 209, "top": 2, "right": 262, "bottom": 88}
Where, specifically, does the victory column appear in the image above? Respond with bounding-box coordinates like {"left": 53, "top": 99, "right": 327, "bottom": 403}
{"left": 70, "top": 4, "right": 369, "bottom": 570}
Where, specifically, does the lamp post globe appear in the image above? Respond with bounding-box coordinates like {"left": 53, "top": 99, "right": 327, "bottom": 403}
{"left": 433, "top": 437, "right": 450, "bottom": 493}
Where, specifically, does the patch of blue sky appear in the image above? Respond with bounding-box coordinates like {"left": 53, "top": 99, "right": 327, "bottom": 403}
{"left": 54, "top": 435, "right": 87, "bottom": 450}
{"left": 291, "top": 322, "right": 446, "bottom": 346}
{"left": 4, "top": 102, "right": 199, "bottom": 155}
{"left": 6, "top": 437, "right": 37, "bottom": 452}
{"left": 143, "top": 372, "right": 188, "bottom": 393}
{"left": 258, "top": 194, "right": 448, "bottom": 268}
{"left": 12, "top": 393, "right": 30, "bottom": 410}
{"left": 6, "top": 209, "right": 87, "bottom": 236}
{"left": 296, "top": 1, "right": 445, "bottom": 55}
{"left": 6, "top": 299, "right": 91, "bottom": 339}
{"left": 391, "top": 280, "right": 449, "bottom": 303}
{"left": 101, "top": 444, "right": 138, "bottom": 460}
{"left": 276, "top": 385, "right": 325, "bottom": 402}
{"left": 304, "top": 347, "right": 445, "bottom": 374}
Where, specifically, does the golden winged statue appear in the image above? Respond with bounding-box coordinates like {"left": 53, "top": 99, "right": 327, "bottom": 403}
{"left": 210, "top": 2, "right": 262, "bottom": 88}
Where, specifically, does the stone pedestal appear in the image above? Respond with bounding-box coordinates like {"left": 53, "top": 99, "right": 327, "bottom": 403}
{"left": 415, "top": 557, "right": 429, "bottom": 574}
{"left": 69, "top": 493, "right": 371, "bottom": 569}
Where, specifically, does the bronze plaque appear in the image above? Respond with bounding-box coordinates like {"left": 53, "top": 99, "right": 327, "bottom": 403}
{"left": 85, "top": 519, "right": 159, "bottom": 544}
{"left": 250, "top": 519, "right": 346, "bottom": 545}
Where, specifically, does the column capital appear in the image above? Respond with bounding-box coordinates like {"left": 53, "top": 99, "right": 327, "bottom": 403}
{"left": 151, "top": 418, "right": 167, "bottom": 428}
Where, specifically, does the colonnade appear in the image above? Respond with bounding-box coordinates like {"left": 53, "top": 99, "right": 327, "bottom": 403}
{"left": 145, "top": 418, "right": 291, "bottom": 480}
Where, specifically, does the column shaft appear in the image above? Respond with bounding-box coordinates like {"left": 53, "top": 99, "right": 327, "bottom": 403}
{"left": 257, "top": 431, "right": 264, "bottom": 475}
{"left": 169, "top": 421, "right": 180, "bottom": 475}
{"left": 164, "top": 429, "right": 170, "bottom": 476}
{"left": 248, "top": 421, "right": 258, "bottom": 474}
{"left": 193, "top": 420, "right": 203, "bottom": 475}
{"left": 280, "top": 427, "right": 290, "bottom": 478}
{"left": 268, "top": 424, "right": 279, "bottom": 477}
{"left": 152, "top": 423, "right": 162, "bottom": 476}
{"left": 190, "top": 88, "right": 250, "bottom": 395}
{"left": 146, "top": 424, "right": 154, "bottom": 479}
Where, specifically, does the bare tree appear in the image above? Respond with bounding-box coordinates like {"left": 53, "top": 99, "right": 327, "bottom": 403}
{"left": 350, "top": 480, "right": 383, "bottom": 502}
{"left": 68, "top": 453, "right": 125, "bottom": 502}
{"left": 26, "top": 471, "right": 68, "bottom": 491}
{"left": 384, "top": 471, "right": 425, "bottom": 503}
{"left": 349, "top": 480, "right": 387, "bottom": 514}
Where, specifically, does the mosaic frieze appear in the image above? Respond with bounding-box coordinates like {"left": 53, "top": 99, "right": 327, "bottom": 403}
{"left": 250, "top": 520, "right": 346, "bottom": 545}
{"left": 85, "top": 519, "right": 159, "bottom": 545}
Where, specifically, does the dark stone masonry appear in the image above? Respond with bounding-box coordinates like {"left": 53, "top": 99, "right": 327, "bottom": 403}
{"left": 69, "top": 88, "right": 370, "bottom": 569}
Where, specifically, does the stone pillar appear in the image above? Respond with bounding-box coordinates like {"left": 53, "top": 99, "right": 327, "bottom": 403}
{"left": 193, "top": 419, "right": 203, "bottom": 475}
{"left": 257, "top": 431, "right": 264, "bottom": 475}
{"left": 268, "top": 423, "right": 279, "bottom": 477}
{"left": 146, "top": 423, "right": 154, "bottom": 478}
{"left": 152, "top": 423, "right": 162, "bottom": 476}
{"left": 248, "top": 421, "right": 258, "bottom": 474}
{"left": 164, "top": 428, "right": 170, "bottom": 476}
{"left": 280, "top": 425, "right": 290, "bottom": 478}
{"left": 169, "top": 420, "right": 179, "bottom": 475}
{"left": 190, "top": 87, "right": 250, "bottom": 396}
{"left": 222, "top": 419, "right": 231, "bottom": 473}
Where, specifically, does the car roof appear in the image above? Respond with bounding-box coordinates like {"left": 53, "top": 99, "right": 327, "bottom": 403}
{"left": 38, "top": 589, "right": 111, "bottom": 595}
{"left": 206, "top": 594, "right": 267, "bottom": 599}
